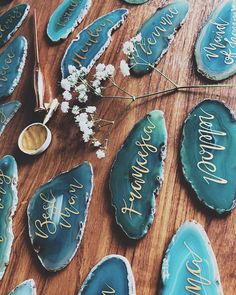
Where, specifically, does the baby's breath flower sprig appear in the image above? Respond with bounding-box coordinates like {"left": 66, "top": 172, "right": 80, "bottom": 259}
{"left": 60, "top": 33, "right": 236, "bottom": 159}
{"left": 60, "top": 61, "right": 136, "bottom": 159}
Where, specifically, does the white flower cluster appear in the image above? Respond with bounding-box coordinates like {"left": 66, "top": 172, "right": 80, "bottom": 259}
{"left": 123, "top": 33, "right": 142, "bottom": 56}
{"left": 96, "top": 149, "right": 106, "bottom": 159}
{"left": 61, "top": 65, "right": 89, "bottom": 105}
{"left": 74, "top": 109, "right": 94, "bottom": 143}
{"left": 92, "top": 63, "right": 115, "bottom": 96}
{"left": 60, "top": 53, "right": 136, "bottom": 159}
{"left": 72, "top": 105, "right": 106, "bottom": 159}
{"left": 120, "top": 60, "right": 130, "bottom": 77}
{"left": 60, "top": 67, "right": 107, "bottom": 159}
{"left": 73, "top": 105, "right": 106, "bottom": 158}
{"left": 120, "top": 33, "right": 142, "bottom": 77}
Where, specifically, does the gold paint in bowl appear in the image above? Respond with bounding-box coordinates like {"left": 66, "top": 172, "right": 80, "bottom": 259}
{"left": 18, "top": 123, "right": 52, "bottom": 155}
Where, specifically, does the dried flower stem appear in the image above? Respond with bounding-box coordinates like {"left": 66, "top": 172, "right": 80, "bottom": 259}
{"left": 99, "top": 63, "right": 236, "bottom": 147}
{"left": 108, "top": 77, "right": 134, "bottom": 98}
{"left": 102, "top": 99, "right": 133, "bottom": 147}
{"left": 152, "top": 65, "right": 179, "bottom": 88}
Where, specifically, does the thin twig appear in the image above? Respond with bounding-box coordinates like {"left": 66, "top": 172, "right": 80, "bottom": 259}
{"left": 108, "top": 77, "right": 134, "bottom": 98}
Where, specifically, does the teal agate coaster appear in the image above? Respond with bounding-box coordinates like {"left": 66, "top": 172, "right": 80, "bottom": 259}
{"left": 0, "top": 4, "right": 30, "bottom": 48}
{"left": 47, "top": 0, "right": 92, "bottom": 42}
{"left": 27, "top": 162, "right": 93, "bottom": 272}
{"left": 129, "top": 0, "right": 189, "bottom": 76}
{"left": 181, "top": 99, "right": 236, "bottom": 213}
{"left": 110, "top": 110, "right": 167, "bottom": 239}
{"left": 0, "top": 36, "right": 28, "bottom": 99}
{"left": 77, "top": 255, "right": 136, "bottom": 295}
{"left": 0, "top": 155, "right": 18, "bottom": 281}
{"left": 8, "top": 280, "right": 36, "bottom": 295}
{"left": 160, "top": 220, "right": 224, "bottom": 295}
{"left": 0, "top": 100, "right": 21, "bottom": 136}
{"left": 61, "top": 8, "right": 128, "bottom": 77}
{"left": 195, "top": 0, "right": 236, "bottom": 81}
{"left": 123, "top": 0, "right": 149, "bottom": 4}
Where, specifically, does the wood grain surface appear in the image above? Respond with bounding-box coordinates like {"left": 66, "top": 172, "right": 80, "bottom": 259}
{"left": 0, "top": 0, "right": 235, "bottom": 294}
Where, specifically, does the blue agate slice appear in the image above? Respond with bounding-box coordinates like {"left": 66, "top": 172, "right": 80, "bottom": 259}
{"left": 47, "top": 0, "right": 92, "bottom": 42}
{"left": 0, "top": 100, "right": 21, "bottom": 136}
{"left": 129, "top": 0, "right": 189, "bottom": 75}
{"left": 0, "top": 155, "right": 18, "bottom": 280}
{"left": 0, "top": 36, "right": 28, "bottom": 98}
{"left": 8, "top": 279, "right": 36, "bottom": 295}
{"left": 195, "top": 0, "right": 236, "bottom": 81}
{"left": 61, "top": 8, "right": 128, "bottom": 77}
{"left": 181, "top": 99, "right": 236, "bottom": 213}
{"left": 27, "top": 162, "right": 93, "bottom": 272}
{"left": 78, "top": 255, "right": 136, "bottom": 295}
{"left": 123, "top": 0, "right": 149, "bottom": 4}
{"left": 0, "top": 4, "right": 30, "bottom": 48}
{"left": 110, "top": 110, "right": 167, "bottom": 239}
{"left": 160, "top": 220, "right": 224, "bottom": 295}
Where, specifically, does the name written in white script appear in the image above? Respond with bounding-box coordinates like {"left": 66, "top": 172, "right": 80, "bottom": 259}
{"left": 197, "top": 108, "right": 227, "bottom": 185}
{"left": 184, "top": 242, "right": 211, "bottom": 294}
{"left": 34, "top": 178, "right": 83, "bottom": 239}
{"left": 204, "top": 1, "right": 236, "bottom": 64}
{"left": 121, "top": 117, "right": 158, "bottom": 218}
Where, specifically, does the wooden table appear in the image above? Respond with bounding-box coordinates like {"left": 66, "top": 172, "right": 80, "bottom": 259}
{"left": 0, "top": 0, "right": 235, "bottom": 294}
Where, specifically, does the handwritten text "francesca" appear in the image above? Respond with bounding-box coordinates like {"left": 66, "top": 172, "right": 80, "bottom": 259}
{"left": 121, "top": 117, "right": 158, "bottom": 218}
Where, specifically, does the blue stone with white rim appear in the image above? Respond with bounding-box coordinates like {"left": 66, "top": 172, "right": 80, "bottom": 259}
{"left": 123, "top": 0, "right": 149, "bottom": 4}
{"left": 0, "top": 4, "right": 30, "bottom": 48}
{"left": 0, "top": 36, "right": 28, "bottom": 98}
{"left": 0, "top": 155, "right": 18, "bottom": 281}
{"left": 77, "top": 255, "right": 136, "bottom": 295}
{"left": 160, "top": 220, "right": 224, "bottom": 295}
{"left": 61, "top": 8, "right": 128, "bottom": 78}
{"left": 110, "top": 110, "right": 167, "bottom": 239}
{"left": 47, "top": 0, "right": 92, "bottom": 42}
{"left": 195, "top": 0, "right": 236, "bottom": 81}
{"left": 27, "top": 162, "right": 93, "bottom": 272}
{"left": 8, "top": 280, "right": 36, "bottom": 295}
{"left": 0, "top": 100, "right": 21, "bottom": 136}
{"left": 181, "top": 99, "right": 236, "bottom": 213}
{"left": 129, "top": 0, "right": 189, "bottom": 76}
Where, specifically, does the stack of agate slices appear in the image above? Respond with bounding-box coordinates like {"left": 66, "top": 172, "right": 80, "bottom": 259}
{"left": 0, "top": 3, "right": 30, "bottom": 137}
{"left": 0, "top": 2, "right": 30, "bottom": 282}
